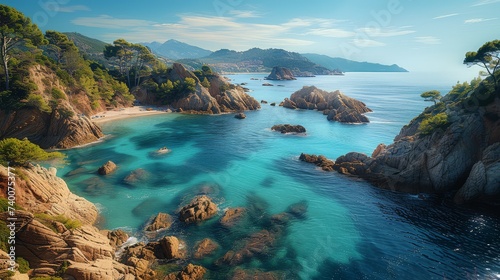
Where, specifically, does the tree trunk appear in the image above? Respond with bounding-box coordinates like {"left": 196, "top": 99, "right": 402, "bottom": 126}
{"left": 1, "top": 38, "right": 10, "bottom": 90}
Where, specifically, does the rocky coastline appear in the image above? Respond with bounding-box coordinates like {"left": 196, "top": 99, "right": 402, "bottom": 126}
{"left": 0, "top": 164, "right": 306, "bottom": 279}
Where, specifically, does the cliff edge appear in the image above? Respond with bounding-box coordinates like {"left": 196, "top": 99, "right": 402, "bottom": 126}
{"left": 332, "top": 77, "right": 500, "bottom": 205}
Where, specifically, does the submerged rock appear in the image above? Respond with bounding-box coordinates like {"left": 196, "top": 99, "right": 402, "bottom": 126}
{"left": 179, "top": 195, "right": 217, "bottom": 224}
{"left": 271, "top": 124, "right": 306, "bottom": 134}
{"left": 164, "top": 264, "right": 206, "bottom": 280}
{"left": 193, "top": 238, "right": 219, "bottom": 259}
{"left": 220, "top": 207, "right": 246, "bottom": 227}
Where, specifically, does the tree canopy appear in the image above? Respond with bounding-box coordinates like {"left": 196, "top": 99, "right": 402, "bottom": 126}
{"left": 0, "top": 138, "right": 65, "bottom": 166}
{"left": 0, "top": 5, "right": 46, "bottom": 90}
{"left": 464, "top": 40, "right": 500, "bottom": 89}
{"left": 420, "top": 90, "right": 442, "bottom": 105}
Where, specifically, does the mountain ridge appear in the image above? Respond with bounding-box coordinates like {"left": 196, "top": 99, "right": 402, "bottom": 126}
{"left": 303, "top": 53, "right": 408, "bottom": 72}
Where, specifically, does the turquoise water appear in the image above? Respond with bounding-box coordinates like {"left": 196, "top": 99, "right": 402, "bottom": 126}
{"left": 59, "top": 73, "right": 500, "bottom": 279}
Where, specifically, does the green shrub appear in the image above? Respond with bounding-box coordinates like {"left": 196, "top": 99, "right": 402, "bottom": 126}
{"left": 418, "top": 112, "right": 448, "bottom": 135}
{"left": 0, "top": 220, "right": 9, "bottom": 252}
{"left": 35, "top": 213, "right": 82, "bottom": 232}
{"left": 0, "top": 138, "right": 65, "bottom": 166}
{"left": 17, "top": 257, "right": 30, "bottom": 273}
{"left": 26, "top": 93, "right": 51, "bottom": 113}
{"left": 51, "top": 88, "right": 66, "bottom": 100}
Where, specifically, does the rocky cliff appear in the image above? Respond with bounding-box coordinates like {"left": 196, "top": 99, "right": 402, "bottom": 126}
{"left": 0, "top": 65, "right": 106, "bottom": 149}
{"left": 0, "top": 109, "right": 103, "bottom": 149}
{"left": 265, "top": 66, "right": 296, "bottom": 80}
{"left": 332, "top": 79, "right": 500, "bottom": 205}
{"left": 283, "top": 86, "right": 372, "bottom": 123}
{"left": 139, "top": 63, "right": 260, "bottom": 114}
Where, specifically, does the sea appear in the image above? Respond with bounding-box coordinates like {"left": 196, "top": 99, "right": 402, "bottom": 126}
{"left": 58, "top": 72, "right": 500, "bottom": 279}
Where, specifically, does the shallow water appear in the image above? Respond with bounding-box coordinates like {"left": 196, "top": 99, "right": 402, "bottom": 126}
{"left": 59, "top": 73, "right": 500, "bottom": 279}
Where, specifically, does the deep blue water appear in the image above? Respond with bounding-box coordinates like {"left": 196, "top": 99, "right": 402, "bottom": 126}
{"left": 58, "top": 73, "right": 500, "bottom": 279}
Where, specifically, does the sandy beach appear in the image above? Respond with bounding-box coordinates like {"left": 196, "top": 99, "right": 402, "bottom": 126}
{"left": 90, "top": 106, "right": 170, "bottom": 124}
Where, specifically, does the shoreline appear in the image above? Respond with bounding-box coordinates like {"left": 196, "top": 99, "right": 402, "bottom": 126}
{"left": 90, "top": 106, "right": 170, "bottom": 124}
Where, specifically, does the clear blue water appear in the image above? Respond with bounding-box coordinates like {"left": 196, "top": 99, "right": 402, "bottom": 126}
{"left": 58, "top": 73, "right": 500, "bottom": 279}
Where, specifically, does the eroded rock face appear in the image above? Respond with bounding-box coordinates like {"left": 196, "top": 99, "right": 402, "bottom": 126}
{"left": 160, "top": 236, "right": 181, "bottom": 259}
{"left": 331, "top": 93, "right": 500, "bottom": 205}
{"left": 266, "top": 66, "right": 296, "bottom": 80}
{"left": 271, "top": 124, "right": 306, "bottom": 134}
{"left": 98, "top": 161, "right": 117, "bottom": 175}
{"left": 0, "top": 108, "right": 103, "bottom": 149}
{"left": 179, "top": 195, "right": 217, "bottom": 224}
{"left": 283, "top": 86, "right": 371, "bottom": 123}
{"left": 0, "top": 165, "right": 98, "bottom": 224}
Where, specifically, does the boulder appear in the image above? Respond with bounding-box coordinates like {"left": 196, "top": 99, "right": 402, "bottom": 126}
{"left": 265, "top": 66, "right": 296, "bottom": 80}
{"left": 271, "top": 124, "right": 306, "bottom": 134}
{"left": 282, "top": 98, "right": 297, "bottom": 109}
{"left": 160, "top": 236, "right": 181, "bottom": 259}
{"left": 104, "top": 229, "right": 129, "bottom": 248}
{"left": 261, "top": 100, "right": 268, "bottom": 104}
{"left": 235, "top": 112, "right": 246, "bottom": 119}
{"left": 144, "top": 212, "right": 173, "bottom": 232}
{"left": 193, "top": 238, "right": 219, "bottom": 259}
{"left": 220, "top": 207, "right": 246, "bottom": 227}
{"left": 98, "top": 161, "right": 117, "bottom": 175}
{"left": 164, "top": 264, "right": 206, "bottom": 280}
{"left": 179, "top": 196, "right": 217, "bottom": 224}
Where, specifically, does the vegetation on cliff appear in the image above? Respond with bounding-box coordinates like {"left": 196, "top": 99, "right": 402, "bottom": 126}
{"left": 0, "top": 138, "right": 64, "bottom": 166}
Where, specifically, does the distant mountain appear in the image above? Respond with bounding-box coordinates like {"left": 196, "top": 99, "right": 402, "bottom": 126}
{"left": 302, "top": 53, "right": 408, "bottom": 72}
{"left": 180, "top": 48, "right": 333, "bottom": 76}
{"left": 142, "top": 39, "right": 212, "bottom": 60}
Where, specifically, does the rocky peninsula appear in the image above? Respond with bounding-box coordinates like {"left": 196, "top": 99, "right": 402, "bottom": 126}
{"left": 282, "top": 86, "right": 372, "bottom": 123}
{"left": 301, "top": 77, "right": 500, "bottom": 206}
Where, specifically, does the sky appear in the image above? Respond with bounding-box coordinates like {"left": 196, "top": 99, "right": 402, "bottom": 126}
{"left": 2, "top": 0, "right": 499, "bottom": 79}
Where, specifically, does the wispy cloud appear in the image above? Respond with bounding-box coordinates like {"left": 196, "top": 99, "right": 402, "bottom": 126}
{"left": 357, "top": 26, "right": 415, "bottom": 37}
{"left": 472, "top": 0, "right": 500, "bottom": 6}
{"left": 415, "top": 36, "right": 441, "bottom": 45}
{"left": 73, "top": 15, "right": 316, "bottom": 50}
{"left": 72, "top": 15, "right": 154, "bottom": 29}
{"left": 464, "top": 18, "right": 497, "bottom": 23}
{"left": 228, "top": 10, "right": 261, "bottom": 18}
{"left": 433, "top": 13, "right": 459, "bottom": 19}
{"left": 49, "top": 5, "right": 90, "bottom": 13}
{"left": 307, "top": 28, "right": 355, "bottom": 38}
{"left": 352, "top": 39, "right": 385, "bottom": 47}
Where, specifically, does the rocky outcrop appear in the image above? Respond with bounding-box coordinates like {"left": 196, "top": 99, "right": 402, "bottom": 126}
{"left": 164, "top": 264, "right": 206, "bottom": 280}
{"left": 299, "top": 153, "right": 335, "bottom": 171}
{"left": 283, "top": 86, "right": 372, "bottom": 123}
{"left": 0, "top": 108, "right": 103, "bottom": 149}
{"left": 266, "top": 66, "right": 296, "bottom": 80}
{"left": 235, "top": 112, "right": 246, "bottom": 119}
{"left": 160, "top": 236, "right": 182, "bottom": 259}
{"left": 193, "top": 238, "right": 219, "bottom": 259}
{"left": 98, "top": 161, "right": 117, "bottom": 175}
{"left": 0, "top": 165, "right": 98, "bottom": 224}
{"left": 271, "top": 124, "right": 306, "bottom": 134}
{"left": 168, "top": 63, "right": 260, "bottom": 114}
{"left": 220, "top": 207, "right": 246, "bottom": 227}
{"left": 330, "top": 85, "right": 500, "bottom": 205}
{"left": 123, "top": 168, "right": 150, "bottom": 185}
{"left": 179, "top": 195, "right": 218, "bottom": 224}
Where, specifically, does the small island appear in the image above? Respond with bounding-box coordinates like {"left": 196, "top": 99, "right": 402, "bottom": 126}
{"left": 265, "top": 66, "right": 296, "bottom": 80}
